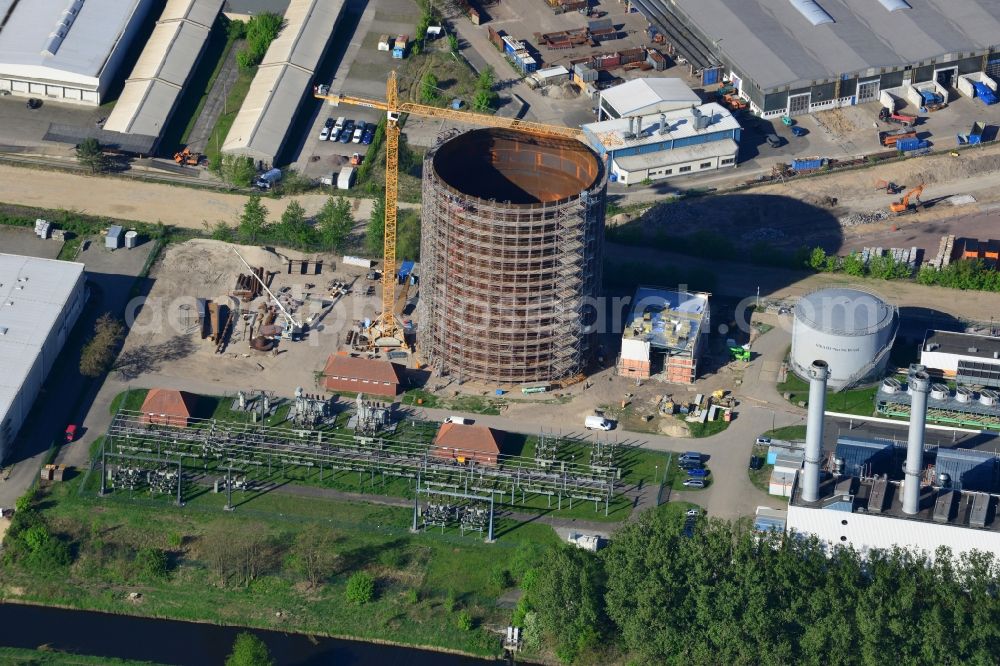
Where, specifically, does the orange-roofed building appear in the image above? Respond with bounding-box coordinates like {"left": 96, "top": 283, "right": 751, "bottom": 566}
{"left": 432, "top": 423, "right": 504, "bottom": 466}
{"left": 139, "top": 389, "right": 197, "bottom": 428}
{"left": 322, "top": 354, "right": 402, "bottom": 398}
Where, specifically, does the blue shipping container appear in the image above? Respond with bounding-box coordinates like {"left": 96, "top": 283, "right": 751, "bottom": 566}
{"left": 896, "top": 138, "right": 928, "bottom": 152}
{"left": 702, "top": 67, "right": 720, "bottom": 85}
{"left": 973, "top": 82, "right": 998, "bottom": 105}
{"left": 792, "top": 158, "right": 824, "bottom": 171}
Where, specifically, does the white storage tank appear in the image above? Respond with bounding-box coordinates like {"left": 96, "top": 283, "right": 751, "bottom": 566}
{"left": 791, "top": 287, "right": 897, "bottom": 391}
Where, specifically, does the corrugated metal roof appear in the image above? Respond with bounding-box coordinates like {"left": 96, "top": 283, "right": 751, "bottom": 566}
{"left": 0, "top": 0, "right": 151, "bottom": 84}
{"left": 262, "top": 0, "right": 345, "bottom": 71}
{"left": 663, "top": 0, "right": 1000, "bottom": 91}
{"left": 0, "top": 254, "right": 85, "bottom": 444}
{"left": 600, "top": 78, "right": 701, "bottom": 116}
{"left": 165, "top": 0, "right": 223, "bottom": 27}
{"left": 222, "top": 64, "right": 312, "bottom": 161}
{"left": 222, "top": 0, "right": 346, "bottom": 163}
{"left": 936, "top": 447, "right": 999, "bottom": 493}
{"left": 104, "top": 0, "right": 223, "bottom": 140}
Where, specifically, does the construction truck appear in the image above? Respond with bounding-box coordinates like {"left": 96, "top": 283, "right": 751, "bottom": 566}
{"left": 879, "top": 128, "right": 917, "bottom": 147}
{"left": 890, "top": 183, "right": 924, "bottom": 215}
{"left": 173, "top": 147, "right": 203, "bottom": 166}
{"left": 878, "top": 107, "right": 917, "bottom": 127}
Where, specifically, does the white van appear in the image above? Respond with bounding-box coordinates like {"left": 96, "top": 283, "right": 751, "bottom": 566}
{"left": 444, "top": 416, "right": 471, "bottom": 425}
{"left": 585, "top": 415, "right": 613, "bottom": 431}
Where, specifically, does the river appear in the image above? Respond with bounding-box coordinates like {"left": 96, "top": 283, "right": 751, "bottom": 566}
{"left": 0, "top": 603, "right": 500, "bottom": 665}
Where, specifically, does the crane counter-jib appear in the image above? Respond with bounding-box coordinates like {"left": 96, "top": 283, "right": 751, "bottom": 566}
{"left": 313, "top": 92, "right": 583, "bottom": 140}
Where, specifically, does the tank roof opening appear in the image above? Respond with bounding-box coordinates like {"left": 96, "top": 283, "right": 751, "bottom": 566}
{"left": 431, "top": 128, "right": 602, "bottom": 204}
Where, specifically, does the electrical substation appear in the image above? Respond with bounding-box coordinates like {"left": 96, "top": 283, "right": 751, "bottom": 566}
{"left": 95, "top": 390, "right": 622, "bottom": 541}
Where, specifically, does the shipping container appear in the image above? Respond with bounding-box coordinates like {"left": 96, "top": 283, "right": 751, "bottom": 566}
{"left": 646, "top": 49, "right": 667, "bottom": 71}
{"left": 896, "top": 137, "right": 929, "bottom": 152}
{"left": 619, "top": 48, "right": 644, "bottom": 66}
{"left": 702, "top": 66, "right": 721, "bottom": 85}
{"left": 791, "top": 157, "right": 826, "bottom": 172}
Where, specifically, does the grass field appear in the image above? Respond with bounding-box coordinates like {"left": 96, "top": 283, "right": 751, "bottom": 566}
{"left": 763, "top": 425, "right": 807, "bottom": 440}
{"left": 2, "top": 475, "right": 569, "bottom": 657}
{"left": 777, "top": 374, "right": 878, "bottom": 416}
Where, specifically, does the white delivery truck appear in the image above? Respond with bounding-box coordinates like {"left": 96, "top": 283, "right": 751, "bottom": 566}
{"left": 337, "top": 166, "right": 356, "bottom": 190}
{"left": 585, "top": 415, "right": 613, "bottom": 430}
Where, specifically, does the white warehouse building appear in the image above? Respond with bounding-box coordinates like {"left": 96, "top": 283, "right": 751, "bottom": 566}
{"left": 0, "top": 254, "right": 86, "bottom": 462}
{"left": 0, "top": 0, "right": 156, "bottom": 105}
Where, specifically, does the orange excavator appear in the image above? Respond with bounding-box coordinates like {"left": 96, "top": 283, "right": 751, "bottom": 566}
{"left": 890, "top": 183, "right": 924, "bottom": 214}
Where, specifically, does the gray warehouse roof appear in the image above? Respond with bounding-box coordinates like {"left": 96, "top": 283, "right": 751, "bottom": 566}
{"left": 222, "top": 0, "right": 346, "bottom": 164}
{"left": 0, "top": 0, "right": 152, "bottom": 87}
{"left": 0, "top": 254, "right": 85, "bottom": 450}
{"left": 654, "top": 0, "right": 1000, "bottom": 90}
{"left": 105, "top": 0, "right": 224, "bottom": 139}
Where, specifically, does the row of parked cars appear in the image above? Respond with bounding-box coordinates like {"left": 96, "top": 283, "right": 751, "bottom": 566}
{"left": 679, "top": 451, "right": 709, "bottom": 488}
{"left": 319, "top": 116, "right": 374, "bottom": 144}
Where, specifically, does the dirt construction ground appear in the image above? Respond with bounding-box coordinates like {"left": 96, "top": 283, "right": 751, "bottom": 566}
{"left": 120, "top": 240, "right": 386, "bottom": 397}
{"left": 0, "top": 165, "right": 406, "bottom": 229}
{"left": 633, "top": 141, "right": 1000, "bottom": 258}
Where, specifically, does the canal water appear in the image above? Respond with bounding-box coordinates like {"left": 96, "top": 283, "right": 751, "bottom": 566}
{"left": 0, "top": 603, "right": 498, "bottom": 665}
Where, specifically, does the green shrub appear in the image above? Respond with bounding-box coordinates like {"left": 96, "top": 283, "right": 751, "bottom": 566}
{"left": 457, "top": 610, "right": 473, "bottom": 631}
{"left": 134, "top": 547, "right": 169, "bottom": 581}
{"left": 345, "top": 571, "right": 375, "bottom": 604}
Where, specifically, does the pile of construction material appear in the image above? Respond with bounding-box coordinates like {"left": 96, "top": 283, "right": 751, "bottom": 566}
{"left": 839, "top": 210, "right": 889, "bottom": 227}
{"left": 859, "top": 246, "right": 920, "bottom": 268}
{"left": 232, "top": 267, "right": 265, "bottom": 301}
{"left": 928, "top": 235, "right": 957, "bottom": 270}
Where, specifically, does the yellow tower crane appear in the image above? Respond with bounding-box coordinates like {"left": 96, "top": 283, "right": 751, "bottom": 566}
{"left": 314, "top": 73, "right": 584, "bottom": 346}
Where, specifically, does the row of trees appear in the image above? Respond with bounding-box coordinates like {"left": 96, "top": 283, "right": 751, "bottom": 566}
{"left": 807, "top": 246, "right": 914, "bottom": 280}
{"left": 364, "top": 198, "right": 420, "bottom": 260}
{"left": 79, "top": 314, "right": 125, "bottom": 378}
{"left": 522, "top": 508, "right": 1000, "bottom": 665}
{"left": 211, "top": 193, "right": 354, "bottom": 251}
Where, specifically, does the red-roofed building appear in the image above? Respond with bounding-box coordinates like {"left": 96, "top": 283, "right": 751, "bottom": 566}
{"left": 322, "top": 354, "right": 402, "bottom": 398}
{"left": 431, "top": 423, "right": 504, "bottom": 466}
{"left": 139, "top": 389, "right": 197, "bottom": 428}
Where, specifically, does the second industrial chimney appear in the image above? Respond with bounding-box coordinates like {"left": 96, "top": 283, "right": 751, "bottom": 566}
{"left": 802, "top": 360, "right": 829, "bottom": 503}
{"left": 903, "top": 365, "right": 931, "bottom": 515}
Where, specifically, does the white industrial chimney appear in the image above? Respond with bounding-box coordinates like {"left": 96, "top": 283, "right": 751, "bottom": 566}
{"left": 903, "top": 366, "right": 930, "bottom": 515}
{"left": 802, "top": 360, "right": 829, "bottom": 502}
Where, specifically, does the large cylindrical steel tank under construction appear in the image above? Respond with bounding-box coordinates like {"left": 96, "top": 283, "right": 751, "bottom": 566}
{"left": 790, "top": 287, "right": 898, "bottom": 391}
{"left": 418, "top": 128, "right": 607, "bottom": 384}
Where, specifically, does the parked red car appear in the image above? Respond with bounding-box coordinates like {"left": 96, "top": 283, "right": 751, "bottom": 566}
{"left": 64, "top": 424, "right": 78, "bottom": 443}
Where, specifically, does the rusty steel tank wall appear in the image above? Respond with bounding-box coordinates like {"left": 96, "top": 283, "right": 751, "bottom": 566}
{"left": 419, "top": 128, "right": 606, "bottom": 384}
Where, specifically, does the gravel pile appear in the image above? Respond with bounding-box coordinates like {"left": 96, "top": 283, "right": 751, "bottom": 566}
{"left": 839, "top": 210, "right": 889, "bottom": 227}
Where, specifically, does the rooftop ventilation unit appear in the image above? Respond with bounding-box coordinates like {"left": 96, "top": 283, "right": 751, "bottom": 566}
{"left": 43, "top": 0, "right": 84, "bottom": 57}
{"left": 789, "top": 0, "right": 834, "bottom": 26}
{"left": 877, "top": 0, "right": 910, "bottom": 11}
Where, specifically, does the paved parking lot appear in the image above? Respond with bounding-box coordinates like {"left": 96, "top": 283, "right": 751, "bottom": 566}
{"left": 0, "top": 226, "right": 63, "bottom": 259}
{"left": 0, "top": 96, "right": 105, "bottom": 154}
{"left": 295, "top": 0, "right": 421, "bottom": 177}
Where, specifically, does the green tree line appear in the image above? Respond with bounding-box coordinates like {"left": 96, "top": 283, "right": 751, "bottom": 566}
{"left": 210, "top": 193, "right": 354, "bottom": 252}
{"left": 520, "top": 507, "right": 1000, "bottom": 665}
{"left": 232, "top": 13, "right": 284, "bottom": 70}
